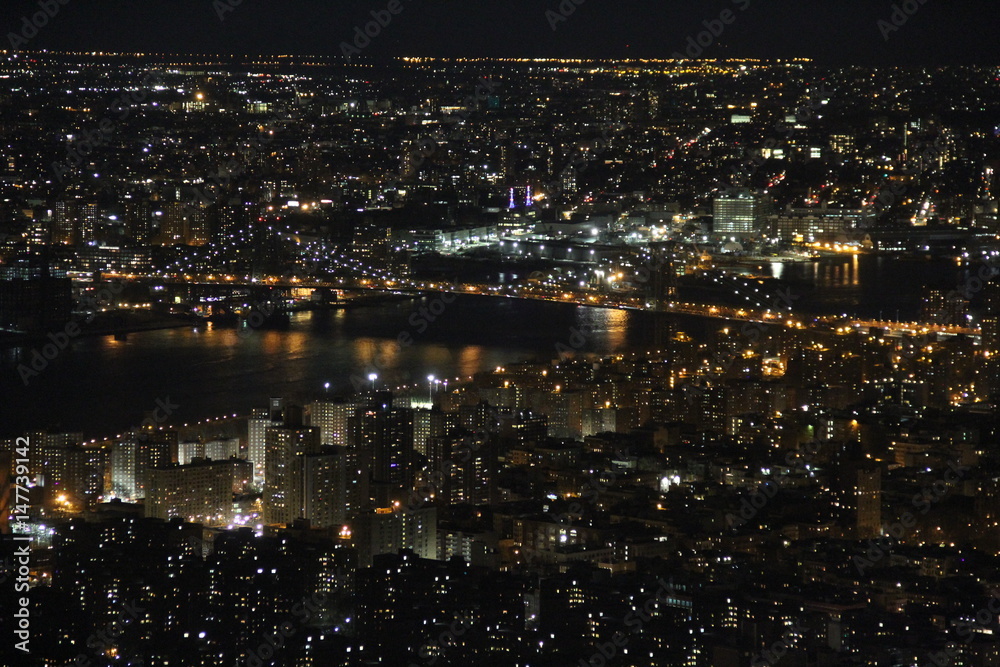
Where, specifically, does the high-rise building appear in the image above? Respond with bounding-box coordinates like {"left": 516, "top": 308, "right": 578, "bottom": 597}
{"left": 109, "top": 429, "right": 177, "bottom": 501}
{"left": 348, "top": 404, "right": 415, "bottom": 499}
{"left": 214, "top": 202, "right": 253, "bottom": 244}
{"left": 123, "top": 199, "right": 157, "bottom": 244}
{"left": 205, "top": 438, "right": 241, "bottom": 461}
{"left": 145, "top": 458, "right": 251, "bottom": 524}
{"left": 23, "top": 431, "right": 81, "bottom": 487}
{"left": 249, "top": 398, "right": 285, "bottom": 486}
{"left": 262, "top": 424, "right": 321, "bottom": 526}
{"left": 921, "top": 286, "right": 967, "bottom": 326}
{"left": 498, "top": 410, "right": 548, "bottom": 449}
{"left": 425, "top": 432, "right": 496, "bottom": 506}
{"left": 854, "top": 466, "right": 882, "bottom": 539}
{"left": 177, "top": 440, "right": 205, "bottom": 465}
{"left": 308, "top": 398, "right": 362, "bottom": 447}
{"left": 713, "top": 189, "right": 771, "bottom": 237}
{"left": 178, "top": 437, "right": 241, "bottom": 465}
{"left": 982, "top": 282, "right": 1000, "bottom": 353}
{"left": 412, "top": 408, "right": 456, "bottom": 456}
{"left": 59, "top": 446, "right": 107, "bottom": 508}
{"left": 353, "top": 505, "right": 438, "bottom": 567}
{"left": 155, "top": 201, "right": 209, "bottom": 246}
{"left": 302, "top": 447, "right": 348, "bottom": 529}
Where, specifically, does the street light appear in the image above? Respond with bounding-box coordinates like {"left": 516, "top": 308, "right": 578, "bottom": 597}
{"left": 368, "top": 373, "right": 377, "bottom": 390}
{"left": 427, "top": 375, "right": 435, "bottom": 402}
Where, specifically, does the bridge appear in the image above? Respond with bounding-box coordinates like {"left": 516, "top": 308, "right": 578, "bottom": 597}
{"left": 97, "top": 269, "right": 979, "bottom": 340}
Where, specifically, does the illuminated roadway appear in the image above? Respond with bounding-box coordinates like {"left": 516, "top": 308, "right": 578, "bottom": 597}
{"left": 110, "top": 272, "right": 980, "bottom": 339}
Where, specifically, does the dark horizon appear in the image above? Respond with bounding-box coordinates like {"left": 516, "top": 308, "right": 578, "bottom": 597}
{"left": 2, "top": 0, "right": 997, "bottom": 66}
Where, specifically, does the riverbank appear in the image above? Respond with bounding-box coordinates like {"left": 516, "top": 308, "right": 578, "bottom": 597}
{"left": 0, "top": 310, "right": 196, "bottom": 350}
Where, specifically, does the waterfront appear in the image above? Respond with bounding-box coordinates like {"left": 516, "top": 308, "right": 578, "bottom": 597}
{"left": 0, "top": 255, "right": 966, "bottom": 439}
{"left": 0, "top": 294, "right": 667, "bottom": 438}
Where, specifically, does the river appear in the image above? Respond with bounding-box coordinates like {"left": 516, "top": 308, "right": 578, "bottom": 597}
{"left": 0, "top": 255, "right": 965, "bottom": 438}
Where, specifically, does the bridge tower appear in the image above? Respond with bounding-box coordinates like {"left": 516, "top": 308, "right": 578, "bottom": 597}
{"left": 650, "top": 242, "right": 679, "bottom": 355}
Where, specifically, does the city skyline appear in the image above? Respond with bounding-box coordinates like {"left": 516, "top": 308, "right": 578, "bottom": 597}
{"left": 4, "top": 12, "right": 1000, "bottom": 666}
{"left": 1, "top": 0, "right": 997, "bottom": 64}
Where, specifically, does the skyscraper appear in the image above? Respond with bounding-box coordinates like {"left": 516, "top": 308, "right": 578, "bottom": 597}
{"left": 249, "top": 398, "right": 285, "bottom": 487}
{"left": 348, "top": 403, "right": 415, "bottom": 501}
{"left": 302, "top": 447, "right": 348, "bottom": 529}
{"left": 854, "top": 466, "right": 882, "bottom": 539}
{"left": 412, "top": 408, "right": 456, "bottom": 456}
{"left": 109, "top": 428, "right": 177, "bottom": 501}
{"left": 308, "top": 398, "right": 362, "bottom": 447}
{"left": 262, "top": 424, "right": 321, "bottom": 526}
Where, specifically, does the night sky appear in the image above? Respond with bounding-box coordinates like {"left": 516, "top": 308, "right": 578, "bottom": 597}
{"left": 2, "top": 0, "right": 997, "bottom": 64}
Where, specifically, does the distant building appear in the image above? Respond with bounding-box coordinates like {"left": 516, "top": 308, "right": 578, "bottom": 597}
{"left": 391, "top": 225, "right": 497, "bottom": 254}
{"left": 262, "top": 424, "right": 321, "bottom": 525}
{"left": 248, "top": 398, "right": 285, "bottom": 486}
{"left": 353, "top": 505, "right": 438, "bottom": 567}
{"left": 412, "top": 408, "right": 456, "bottom": 456}
{"left": 109, "top": 428, "right": 177, "bottom": 501}
{"left": 854, "top": 466, "right": 882, "bottom": 539}
{"left": 921, "top": 287, "right": 967, "bottom": 326}
{"left": 308, "top": 398, "right": 362, "bottom": 447}
{"left": 768, "top": 205, "right": 872, "bottom": 243}
{"left": 145, "top": 458, "right": 251, "bottom": 525}
{"left": 178, "top": 437, "right": 240, "bottom": 465}
{"left": 302, "top": 447, "right": 348, "bottom": 529}
{"left": 58, "top": 446, "right": 107, "bottom": 508}
{"left": 0, "top": 264, "right": 71, "bottom": 334}
{"left": 713, "top": 189, "right": 771, "bottom": 237}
